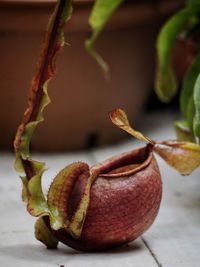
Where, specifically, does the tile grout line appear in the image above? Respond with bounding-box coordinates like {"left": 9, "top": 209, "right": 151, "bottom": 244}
{"left": 141, "top": 236, "right": 163, "bottom": 267}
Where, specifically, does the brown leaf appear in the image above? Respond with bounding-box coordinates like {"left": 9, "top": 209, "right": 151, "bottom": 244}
{"left": 110, "top": 108, "right": 155, "bottom": 145}
{"left": 154, "top": 140, "right": 200, "bottom": 175}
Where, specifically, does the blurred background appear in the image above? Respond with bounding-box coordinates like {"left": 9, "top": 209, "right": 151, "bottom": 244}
{"left": 0, "top": 0, "right": 185, "bottom": 151}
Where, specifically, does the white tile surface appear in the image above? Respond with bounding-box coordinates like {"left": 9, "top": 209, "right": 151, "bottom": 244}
{"left": 0, "top": 232, "right": 157, "bottom": 267}
{"left": 0, "top": 152, "right": 157, "bottom": 267}
{"left": 1, "top": 111, "right": 200, "bottom": 267}
{"left": 143, "top": 157, "right": 200, "bottom": 267}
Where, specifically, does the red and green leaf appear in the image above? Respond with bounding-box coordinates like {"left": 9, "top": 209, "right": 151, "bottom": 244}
{"left": 14, "top": 0, "right": 72, "bottom": 219}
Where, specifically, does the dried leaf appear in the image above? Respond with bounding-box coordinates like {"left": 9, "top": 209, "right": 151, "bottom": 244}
{"left": 111, "top": 109, "right": 200, "bottom": 175}
{"left": 110, "top": 108, "right": 155, "bottom": 145}
{"left": 154, "top": 140, "right": 200, "bottom": 175}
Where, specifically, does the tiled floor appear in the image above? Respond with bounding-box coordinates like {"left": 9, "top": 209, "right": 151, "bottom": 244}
{"left": 1, "top": 111, "right": 200, "bottom": 267}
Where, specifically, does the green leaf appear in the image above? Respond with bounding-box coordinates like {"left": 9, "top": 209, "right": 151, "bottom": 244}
{"left": 193, "top": 73, "right": 200, "bottom": 139}
{"left": 19, "top": 158, "right": 49, "bottom": 217}
{"left": 186, "top": 0, "right": 200, "bottom": 10}
{"left": 180, "top": 53, "right": 200, "bottom": 120}
{"left": 187, "top": 96, "right": 195, "bottom": 131}
{"left": 27, "top": 167, "right": 49, "bottom": 216}
{"left": 85, "top": 0, "right": 124, "bottom": 75}
{"left": 47, "top": 162, "right": 89, "bottom": 230}
{"left": 47, "top": 162, "right": 96, "bottom": 238}
{"left": 179, "top": 52, "right": 200, "bottom": 140}
{"left": 175, "top": 120, "right": 195, "bottom": 142}
{"left": 155, "top": 8, "right": 191, "bottom": 102}
{"left": 35, "top": 217, "right": 59, "bottom": 249}
{"left": 21, "top": 175, "right": 29, "bottom": 202}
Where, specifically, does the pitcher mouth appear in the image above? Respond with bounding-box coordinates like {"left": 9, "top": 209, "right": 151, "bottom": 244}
{"left": 91, "top": 144, "right": 153, "bottom": 178}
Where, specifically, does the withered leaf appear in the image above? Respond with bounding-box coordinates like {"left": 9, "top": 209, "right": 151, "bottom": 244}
{"left": 110, "top": 108, "right": 155, "bottom": 145}
{"left": 154, "top": 141, "right": 200, "bottom": 175}
{"left": 110, "top": 108, "right": 200, "bottom": 175}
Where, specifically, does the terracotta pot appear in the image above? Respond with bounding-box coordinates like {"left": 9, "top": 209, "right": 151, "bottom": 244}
{"left": 172, "top": 35, "right": 196, "bottom": 80}
{"left": 0, "top": 0, "right": 183, "bottom": 151}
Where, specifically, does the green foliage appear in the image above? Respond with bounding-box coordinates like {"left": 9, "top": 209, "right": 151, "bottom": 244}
{"left": 85, "top": 0, "right": 125, "bottom": 75}
{"left": 175, "top": 120, "right": 195, "bottom": 142}
{"left": 155, "top": 1, "right": 200, "bottom": 143}
{"left": 35, "top": 217, "right": 59, "bottom": 249}
{"left": 179, "top": 53, "right": 200, "bottom": 140}
{"left": 193, "top": 73, "right": 200, "bottom": 140}
{"left": 180, "top": 53, "right": 200, "bottom": 119}
{"left": 186, "top": 0, "right": 200, "bottom": 9}
{"left": 155, "top": 8, "right": 191, "bottom": 102}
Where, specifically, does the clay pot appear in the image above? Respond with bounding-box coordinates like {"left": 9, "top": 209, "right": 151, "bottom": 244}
{"left": 0, "top": 0, "right": 183, "bottom": 151}
{"left": 172, "top": 35, "right": 196, "bottom": 80}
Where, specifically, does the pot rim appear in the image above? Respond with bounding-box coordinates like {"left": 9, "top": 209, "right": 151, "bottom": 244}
{"left": 0, "top": 0, "right": 92, "bottom": 7}
{"left": 0, "top": 0, "right": 183, "bottom": 10}
{"left": 0, "top": 0, "right": 184, "bottom": 33}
